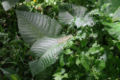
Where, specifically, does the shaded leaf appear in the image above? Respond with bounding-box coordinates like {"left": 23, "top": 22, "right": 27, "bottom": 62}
{"left": 58, "top": 3, "right": 94, "bottom": 28}
{"left": 113, "top": 7, "right": 120, "bottom": 21}
{"left": 0, "top": 68, "right": 21, "bottom": 80}
{"left": 103, "top": 22, "right": 120, "bottom": 40}
{"left": 99, "top": 0, "right": 120, "bottom": 13}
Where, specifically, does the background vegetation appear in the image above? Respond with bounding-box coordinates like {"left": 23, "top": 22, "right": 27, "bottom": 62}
{"left": 0, "top": 0, "right": 120, "bottom": 80}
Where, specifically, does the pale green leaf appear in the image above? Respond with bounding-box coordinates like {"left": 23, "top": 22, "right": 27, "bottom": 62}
{"left": 103, "top": 22, "right": 120, "bottom": 40}
{"left": 58, "top": 11, "right": 74, "bottom": 25}
{"left": 16, "top": 10, "right": 62, "bottom": 43}
{"left": 29, "top": 36, "right": 72, "bottom": 76}
{"left": 29, "top": 42, "right": 64, "bottom": 75}
{"left": 58, "top": 3, "right": 94, "bottom": 28}
{"left": 113, "top": 7, "right": 120, "bottom": 21}
{"left": 31, "top": 37, "right": 59, "bottom": 57}
{"left": 2, "top": 0, "right": 19, "bottom": 11}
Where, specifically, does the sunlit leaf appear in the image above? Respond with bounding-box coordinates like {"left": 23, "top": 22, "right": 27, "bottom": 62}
{"left": 29, "top": 35, "right": 72, "bottom": 76}
{"left": 16, "top": 10, "right": 62, "bottom": 44}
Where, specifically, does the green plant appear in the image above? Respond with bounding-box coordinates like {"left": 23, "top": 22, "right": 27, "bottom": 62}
{"left": 16, "top": 10, "right": 73, "bottom": 76}
{"left": 1, "top": 0, "right": 120, "bottom": 80}
{"left": 53, "top": 1, "right": 120, "bottom": 80}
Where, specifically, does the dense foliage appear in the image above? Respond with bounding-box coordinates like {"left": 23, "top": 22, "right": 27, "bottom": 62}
{"left": 1, "top": 0, "right": 120, "bottom": 80}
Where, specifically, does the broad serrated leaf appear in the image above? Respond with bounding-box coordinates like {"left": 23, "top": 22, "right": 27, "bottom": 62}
{"left": 58, "top": 3, "right": 94, "bottom": 28}
{"left": 29, "top": 35, "right": 72, "bottom": 76}
{"left": 2, "top": 0, "right": 19, "bottom": 11}
{"left": 16, "top": 10, "right": 62, "bottom": 43}
{"left": 103, "top": 22, "right": 120, "bottom": 40}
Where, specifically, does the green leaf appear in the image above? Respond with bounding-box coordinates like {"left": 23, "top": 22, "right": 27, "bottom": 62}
{"left": 60, "top": 55, "right": 65, "bottom": 67}
{"left": 98, "top": 60, "right": 106, "bottom": 70}
{"left": 58, "top": 11, "right": 74, "bottom": 25}
{"left": 29, "top": 42, "right": 64, "bottom": 76}
{"left": 0, "top": 32, "right": 8, "bottom": 37}
{"left": 113, "top": 7, "right": 120, "bottom": 21}
{"left": 16, "top": 10, "right": 62, "bottom": 44}
{"left": 2, "top": 0, "right": 19, "bottom": 11}
{"left": 0, "top": 68, "right": 21, "bottom": 80}
{"left": 103, "top": 22, "right": 120, "bottom": 40}
{"left": 76, "top": 57, "right": 80, "bottom": 66}
{"left": 80, "top": 54, "right": 90, "bottom": 71}
{"left": 58, "top": 3, "right": 94, "bottom": 28}
{"left": 30, "top": 37, "right": 59, "bottom": 57}
{"left": 99, "top": 0, "right": 120, "bottom": 13}
{"left": 29, "top": 36, "right": 72, "bottom": 76}
{"left": 64, "top": 49, "right": 73, "bottom": 55}
{"left": 53, "top": 69, "right": 68, "bottom": 80}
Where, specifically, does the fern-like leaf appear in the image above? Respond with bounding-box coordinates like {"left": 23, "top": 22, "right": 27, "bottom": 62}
{"left": 16, "top": 10, "right": 62, "bottom": 43}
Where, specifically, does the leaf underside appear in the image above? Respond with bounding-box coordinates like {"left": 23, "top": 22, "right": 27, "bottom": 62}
{"left": 29, "top": 37, "right": 66, "bottom": 76}
{"left": 29, "top": 35, "right": 72, "bottom": 76}
{"left": 16, "top": 10, "right": 62, "bottom": 44}
{"left": 58, "top": 3, "right": 94, "bottom": 27}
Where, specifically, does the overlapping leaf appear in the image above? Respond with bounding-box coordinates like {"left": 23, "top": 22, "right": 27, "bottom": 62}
{"left": 29, "top": 36, "right": 72, "bottom": 76}
{"left": 58, "top": 3, "right": 94, "bottom": 28}
{"left": 16, "top": 10, "right": 62, "bottom": 43}
{"left": 31, "top": 37, "right": 59, "bottom": 57}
